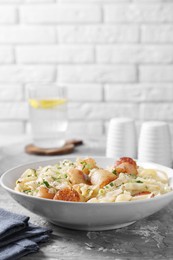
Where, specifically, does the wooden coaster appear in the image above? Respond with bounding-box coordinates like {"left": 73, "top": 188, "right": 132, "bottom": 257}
{"left": 65, "top": 139, "right": 83, "bottom": 146}
{"left": 25, "top": 139, "right": 83, "bottom": 156}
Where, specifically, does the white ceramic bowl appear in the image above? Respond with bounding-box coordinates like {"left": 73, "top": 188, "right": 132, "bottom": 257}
{"left": 1, "top": 157, "right": 173, "bottom": 231}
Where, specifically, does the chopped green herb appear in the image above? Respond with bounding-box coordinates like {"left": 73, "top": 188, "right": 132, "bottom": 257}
{"left": 31, "top": 169, "right": 37, "bottom": 176}
{"left": 64, "top": 174, "right": 67, "bottom": 178}
{"left": 80, "top": 161, "right": 86, "bottom": 165}
{"left": 86, "top": 164, "right": 91, "bottom": 169}
{"left": 130, "top": 174, "right": 137, "bottom": 178}
{"left": 42, "top": 180, "right": 50, "bottom": 188}
{"left": 109, "top": 182, "right": 114, "bottom": 187}
{"left": 81, "top": 161, "right": 91, "bottom": 170}
{"left": 136, "top": 180, "right": 143, "bottom": 184}
{"left": 69, "top": 162, "right": 74, "bottom": 166}
{"left": 55, "top": 164, "right": 61, "bottom": 169}
{"left": 55, "top": 179, "right": 61, "bottom": 183}
{"left": 82, "top": 163, "right": 87, "bottom": 170}
{"left": 23, "top": 190, "right": 31, "bottom": 194}
{"left": 112, "top": 169, "right": 117, "bottom": 175}
{"left": 53, "top": 176, "right": 62, "bottom": 182}
{"left": 63, "top": 160, "right": 70, "bottom": 165}
{"left": 80, "top": 161, "right": 87, "bottom": 170}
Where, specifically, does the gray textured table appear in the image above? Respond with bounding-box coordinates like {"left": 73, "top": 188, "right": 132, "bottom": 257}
{"left": 0, "top": 140, "right": 173, "bottom": 260}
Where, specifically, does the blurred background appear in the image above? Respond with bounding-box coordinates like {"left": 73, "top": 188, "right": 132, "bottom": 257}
{"left": 0, "top": 0, "right": 172, "bottom": 146}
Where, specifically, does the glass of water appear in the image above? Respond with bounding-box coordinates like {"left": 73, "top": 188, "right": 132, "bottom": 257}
{"left": 28, "top": 85, "right": 68, "bottom": 148}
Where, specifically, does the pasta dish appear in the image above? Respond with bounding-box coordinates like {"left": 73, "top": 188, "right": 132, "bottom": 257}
{"left": 15, "top": 157, "right": 172, "bottom": 203}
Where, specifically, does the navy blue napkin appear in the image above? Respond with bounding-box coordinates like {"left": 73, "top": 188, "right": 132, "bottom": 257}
{"left": 0, "top": 239, "right": 39, "bottom": 260}
{"left": 0, "top": 209, "right": 29, "bottom": 240}
{"left": 0, "top": 208, "right": 52, "bottom": 260}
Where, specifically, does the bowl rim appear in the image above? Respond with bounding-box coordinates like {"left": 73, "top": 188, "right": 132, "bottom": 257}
{"left": 1, "top": 156, "right": 173, "bottom": 206}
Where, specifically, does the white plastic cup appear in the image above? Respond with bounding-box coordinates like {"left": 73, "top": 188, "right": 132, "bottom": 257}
{"left": 106, "top": 118, "right": 137, "bottom": 159}
{"left": 138, "top": 121, "right": 172, "bottom": 167}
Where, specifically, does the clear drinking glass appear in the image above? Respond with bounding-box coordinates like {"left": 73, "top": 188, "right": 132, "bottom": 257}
{"left": 28, "top": 85, "right": 68, "bottom": 148}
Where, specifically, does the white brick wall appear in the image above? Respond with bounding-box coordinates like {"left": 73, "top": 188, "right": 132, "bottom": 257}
{"left": 105, "top": 84, "right": 173, "bottom": 102}
{"left": 0, "top": 102, "right": 28, "bottom": 120}
{"left": 0, "top": 7, "right": 17, "bottom": 24}
{"left": 97, "top": 45, "right": 173, "bottom": 64}
{"left": 0, "top": 66, "right": 55, "bottom": 82}
{"left": 0, "top": 26, "right": 56, "bottom": 43}
{"left": 20, "top": 5, "right": 101, "bottom": 23}
{"left": 104, "top": 4, "right": 173, "bottom": 22}
{"left": 139, "top": 66, "right": 173, "bottom": 82}
{"left": 58, "top": 65, "right": 136, "bottom": 83}
{"left": 0, "top": 47, "right": 14, "bottom": 63}
{"left": 141, "top": 25, "right": 173, "bottom": 43}
{"left": 16, "top": 46, "right": 94, "bottom": 63}
{"left": 68, "top": 103, "right": 139, "bottom": 120}
{"left": 0, "top": 122, "right": 24, "bottom": 134}
{"left": 58, "top": 25, "right": 139, "bottom": 43}
{"left": 0, "top": 0, "right": 172, "bottom": 140}
{"left": 0, "top": 84, "right": 23, "bottom": 101}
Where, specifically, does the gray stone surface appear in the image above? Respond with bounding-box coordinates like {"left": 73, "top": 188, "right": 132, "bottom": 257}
{"left": 0, "top": 141, "right": 173, "bottom": 260}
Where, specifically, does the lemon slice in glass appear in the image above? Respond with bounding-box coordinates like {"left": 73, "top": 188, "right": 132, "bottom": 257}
{"left": 29, "top": 99, "right": 67, "bottom": 109}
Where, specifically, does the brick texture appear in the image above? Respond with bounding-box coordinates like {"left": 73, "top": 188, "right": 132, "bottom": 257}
{"left": 58, "top": 25, "right": 139, "bottom": 43}
{"left": 141, "top": 25, "right": 173, "bottom": 43}
{"left": 0, "top": 47, "right": 14, "bottom": 64}
{"left": 105, "top": 84, "right": 173, "bottom": 102}
{"left": 0, "top": 66, "right": 55, "bottom": 82}
{"left": 140, "top": 103, "right": 173, "bottom": 120}
{"left": 0, "top": 84, "right": 23, "bottom": 101}
{"left": 20, "top": 5, "right": 101, "bottom": 23}
{"left": 0, "top": 7, "right": 17, "bottom": 24}
{"left": 139, "top": 66, "right": 173, "bottom": 82}
{"left": 0, "top": 122, "right": 24, "bottom": 134}
{"left": 0, "top": 0, "right": 172, "bottom": 140}
{"left": 97, "top": 45, "right": 173, "bottom": 64}
{"left": 16, "top": 46, "right": 94, "bottom": 63}
{"left": 66, "top": 84, "right": 103, "bottom": 101}
{"left": 0, "top": 26, "right": 56, "bottom": 43}
{"left": 0, "top": 102, "right": 28, "bottom": 120}
{"left": 58, "top": 65, "right": 136, "bottom": 83}
{"left": 104, "top": 4, "right": 173, "bottom": 22}
{"left": 68, "top": 103, "right": 139, "bottom": 120}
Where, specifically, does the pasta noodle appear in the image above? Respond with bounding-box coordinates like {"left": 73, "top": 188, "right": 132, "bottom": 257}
{"left": 14, "top": 157, "right": 172, "bottom": 203}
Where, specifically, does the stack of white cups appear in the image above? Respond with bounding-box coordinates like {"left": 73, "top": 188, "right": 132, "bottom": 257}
{"left": 106, "top": 118, "right": 137, "bottom": 159}
{"left": 138, "top": 121, "right": 172, "bottom": 167}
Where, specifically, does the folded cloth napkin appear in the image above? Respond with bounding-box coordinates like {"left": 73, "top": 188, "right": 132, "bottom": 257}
{"left": 0, "top": 239, "right": 39, "bottom": 260}
{"left": 0, "top": 208, "right": 52, "bottom": 260}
